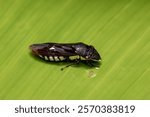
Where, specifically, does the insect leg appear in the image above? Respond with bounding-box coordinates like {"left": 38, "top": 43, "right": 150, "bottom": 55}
{"left": 61, "top": 59, "right": 80, "bottom": 71}
{"left": 85, "top": 60, "right": 100, "bottom": 68}
{"left": 85, "top": 60, "right": 94, "bottom": 67}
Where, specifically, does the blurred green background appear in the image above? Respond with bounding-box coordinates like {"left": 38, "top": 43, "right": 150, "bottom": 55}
{"left": 0, "top": 0, "right": 149, "bottom": 99}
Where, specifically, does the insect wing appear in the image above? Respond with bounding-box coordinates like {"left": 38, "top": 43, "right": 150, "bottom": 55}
{"left": 48, "top": 44, "right": 76, "bottom": 56}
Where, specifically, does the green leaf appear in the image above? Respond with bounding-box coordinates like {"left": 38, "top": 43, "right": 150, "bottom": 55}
{"left": 0, "top": 0, "right": 149, "bottom": 99}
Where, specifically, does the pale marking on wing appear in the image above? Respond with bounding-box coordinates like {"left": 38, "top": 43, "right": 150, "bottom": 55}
{"left": 49, "top": 46, "right": 55, "bottom": 50}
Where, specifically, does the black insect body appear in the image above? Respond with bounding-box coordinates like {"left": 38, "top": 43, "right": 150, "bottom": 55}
{"left": 29, "top": 42, "right": 101, "bottom": 70}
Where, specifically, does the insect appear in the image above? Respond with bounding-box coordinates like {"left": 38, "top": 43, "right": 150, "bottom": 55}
{"left": 29, "top": 42, "right": 101, "bottom": 70}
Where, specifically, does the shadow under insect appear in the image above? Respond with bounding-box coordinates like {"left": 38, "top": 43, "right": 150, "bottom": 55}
{"left": 29, "top": 52, "right": 101, "bottom": 71}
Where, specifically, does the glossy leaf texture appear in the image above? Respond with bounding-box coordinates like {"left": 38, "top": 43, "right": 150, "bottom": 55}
{"left": 0, "top": 0, "right": 149, "bottom": 99}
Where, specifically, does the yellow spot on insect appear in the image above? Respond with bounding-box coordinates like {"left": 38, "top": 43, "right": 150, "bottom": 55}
{"left": 39, "top": 55, "right": 43, "bottom": 58}
{"left": 85, "top": 56, "right": 88, "bottom": 59}
{"left": 69, "top": 55, "right": 79, "bottom": 60}
{"left": 80, "top": 56, "right": 86, "bottom": 60}
{"left": 54, "top": 56, "right": 59, "bottom": 61}
{"left": 44, "top": 56, "right": 48, "bottom": 60}
{"left": 49, "top": 56, "right": 54, "bottom": 61}
{"left": 59, "top": 56, "right": 65, "bottom": 61}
